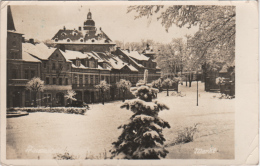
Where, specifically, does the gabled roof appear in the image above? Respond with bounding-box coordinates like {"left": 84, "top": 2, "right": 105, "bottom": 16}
{"left": 22, "top": 43, "right": 56, "bottom": 60}
{"left": 108, "top": 56, "right": 138, "bottom": 72}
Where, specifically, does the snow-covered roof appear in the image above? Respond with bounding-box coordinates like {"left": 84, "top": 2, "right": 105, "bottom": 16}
{"left": 22, "top": 43, "right": 56, "bottom": 60}
{"left": 60, "top": 50, "right": 88, "bottom": 60}
{"left": 108, "top": 56, "right": 138, "bottom": 72}
{"left": 121, "top": 50, "right": 149, "bottom": 61}
{"left": 128, "top": 56, "right": 144, "bottom": 68}
{"left": 22, "top": 51, "right": 41, "bottom": 62}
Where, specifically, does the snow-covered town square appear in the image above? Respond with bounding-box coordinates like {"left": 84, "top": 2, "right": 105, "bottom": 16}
{"left": 7, "top": 82, "right": 234, "bottom": 159}
{"left": 5, "top": 4, "right": 237, "bottom": 160}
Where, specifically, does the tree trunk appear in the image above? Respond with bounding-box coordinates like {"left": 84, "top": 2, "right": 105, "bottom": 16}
{"left": 102, "top": 91, "right": 105, "bottom": 105}
{"left": 122, "top": 90, "right": 125, "bottom": 102}
{"left": 189, "top": 72, "right": 192, "bottom": 87}
{"left": 34, "top": 92, "right": 37, "bottom": 107}
{"left": 186, "top": 74, "right": 188, "bottom": 87}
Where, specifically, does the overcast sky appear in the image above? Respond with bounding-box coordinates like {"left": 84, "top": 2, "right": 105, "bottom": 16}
{"left": 11, "top": 5, "right": 198, "bottom": 43}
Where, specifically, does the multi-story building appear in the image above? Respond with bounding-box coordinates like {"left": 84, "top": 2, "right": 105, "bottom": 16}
{"left": 52, "top": 10, "right": 116, "bottom": 53}
{"left": 6, "top": 7, "right": 161, "bottom": 108}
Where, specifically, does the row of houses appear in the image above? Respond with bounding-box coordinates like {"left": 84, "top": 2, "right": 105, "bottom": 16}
{"left": 7, "top": 6, "right": 161, "bottom": 108}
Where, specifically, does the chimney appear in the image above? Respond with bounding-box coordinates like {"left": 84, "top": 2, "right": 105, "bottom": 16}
{"left": 59, "top": 45, "right": 66, "bottom": 52}
{"left": 115, "top": 61, "right": 117, "bottom": 65}
{"left": 78, "top": 26, "right": 81, "bottom": 31}
{"left": 63, "top": 26, "right": 66, "bottom": 31}
{"left": 100, "top": 27, "right": 102, "bottom": 31}
{"left": 22, "top": 37, "right": 25, "bottom": 43}
{"left": 29, "top": 38, "right": 34, "bottom": 45}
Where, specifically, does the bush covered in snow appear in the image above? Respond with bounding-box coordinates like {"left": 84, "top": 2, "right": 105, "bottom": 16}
{"left": 175, "top": 124, "right": 198, "bottom": 144}
{"left": 53, "top": 152, "right": 76, "bottom": 160}
{"left": 9, "top": 107, "right": 87, "bottom": 115}
{"left": 110, "top": 71, "right": 170, "bottom": 159}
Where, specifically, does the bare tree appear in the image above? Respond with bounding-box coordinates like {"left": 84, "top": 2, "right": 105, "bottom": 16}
{"left": 26, "top": 77, "right": 45, "bottom": 107}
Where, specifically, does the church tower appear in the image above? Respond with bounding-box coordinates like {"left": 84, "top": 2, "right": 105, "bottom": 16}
{"left": 83, "top": 9, "right": 96, "bottom": 31}
{"left": 7, "top": 6, "right": 23, "bottom": 60}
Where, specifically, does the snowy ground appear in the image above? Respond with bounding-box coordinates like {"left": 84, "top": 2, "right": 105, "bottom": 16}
{"left": 6, "top": 82, "right": 234, "bottom": 159}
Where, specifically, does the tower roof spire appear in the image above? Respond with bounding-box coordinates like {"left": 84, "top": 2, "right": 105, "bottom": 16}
{"left": 7, "top": 6, "right": 16, "bottom": 31}
{"left": 87, "top": 9, "right": 92, "bottom": 20}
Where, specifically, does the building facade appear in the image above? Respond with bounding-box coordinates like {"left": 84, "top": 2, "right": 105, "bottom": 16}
{"left": 7, "top": 7, "right": 161, "bottom": 108}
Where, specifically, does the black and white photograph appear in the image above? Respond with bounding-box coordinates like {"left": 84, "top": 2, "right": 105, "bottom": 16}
{"left": 0, "top": 1, "right": 258, "bottom": 165}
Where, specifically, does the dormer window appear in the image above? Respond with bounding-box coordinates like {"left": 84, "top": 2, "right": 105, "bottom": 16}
{"left": 61, "top": 32, "right": 66, "bottom": 36}
{"left": 80, "top": 38, "right": 84, "bottom": 42}
{"left": 76, "top": 58, "right": 81, "bottom": 67}
{"left": 54, "top": 38, "right": 58, "bottom": 42}
{"left": 91, "top": 39, "right": 95, "bottom": 43}
{"left": 67, "top": 39, "right": 71, "bottom": 42}
{"left": 72, "top": 31, "right": 78, "bottom": 36}
{"left": 105, "top": 39, "right": 109, "bottom": 43}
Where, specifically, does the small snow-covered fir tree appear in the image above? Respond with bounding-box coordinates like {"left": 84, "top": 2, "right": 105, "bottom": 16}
{"left": 110, "top": 70, "right": 170, "bottom": 159}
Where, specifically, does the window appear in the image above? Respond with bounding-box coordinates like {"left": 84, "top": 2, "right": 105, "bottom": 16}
{"left": 52, "top": 63, "right": 56, "bottom": 70}
{"left": 76, "top": 60, "right": 81, "bottom": 67}
{"left": 46, "top": 77, "right": 49, "bottom": 84}
{"left": 25, "top": 90, "right": 31, "bottom": 102}
{"left": 79, "top": 75, "right": 83, "bottom": 85}
{"left": 95, "top": 76, "right": 99, "bottom": 84}
{"left": 12, "top": 41, "right": 16, "bottom": 46}
{"left": 31, "top": 70, "right": 35, "bottom": 78}
{"left": 56, "top": 54, "right": 59, "bottom": 57}
{"left": 89, "top": 60, "right": 95, "bottom": 68}
{"left": 53, "top": 78, "right": 56, "bottom": 85}
{"left": 90, "top": 75, "right": 94, "bottom": 84}
{"left": 65, "top": 78, "right": 68, "bottom": 85}
{"left": 59, "top": 78, "right": 62, "bottom": 85}
{"left": 59, "top": 63, "right": 63, "bottom": 69}
{"left": 74, "top": 76, "right": 77, "bottom": 85}
{"left": 101, "top": 76, "right": 104, "bottom": 81}
{"left": 43, "top": 62, "right": 47, "bottom": 68}
{"left": 11, "top": 69, "right": 17, "bottom": 79}
{"left": 85, "top": 75, "right": 88, "bottom": 85}
{"left": 25, "top": 70, "right": 29, "bottom": 79}
{"left": 44, "top": 94, "right": 47, "bottom": 103}
{"left": 47, "top": 94, "right": 52, "bottom": 102}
